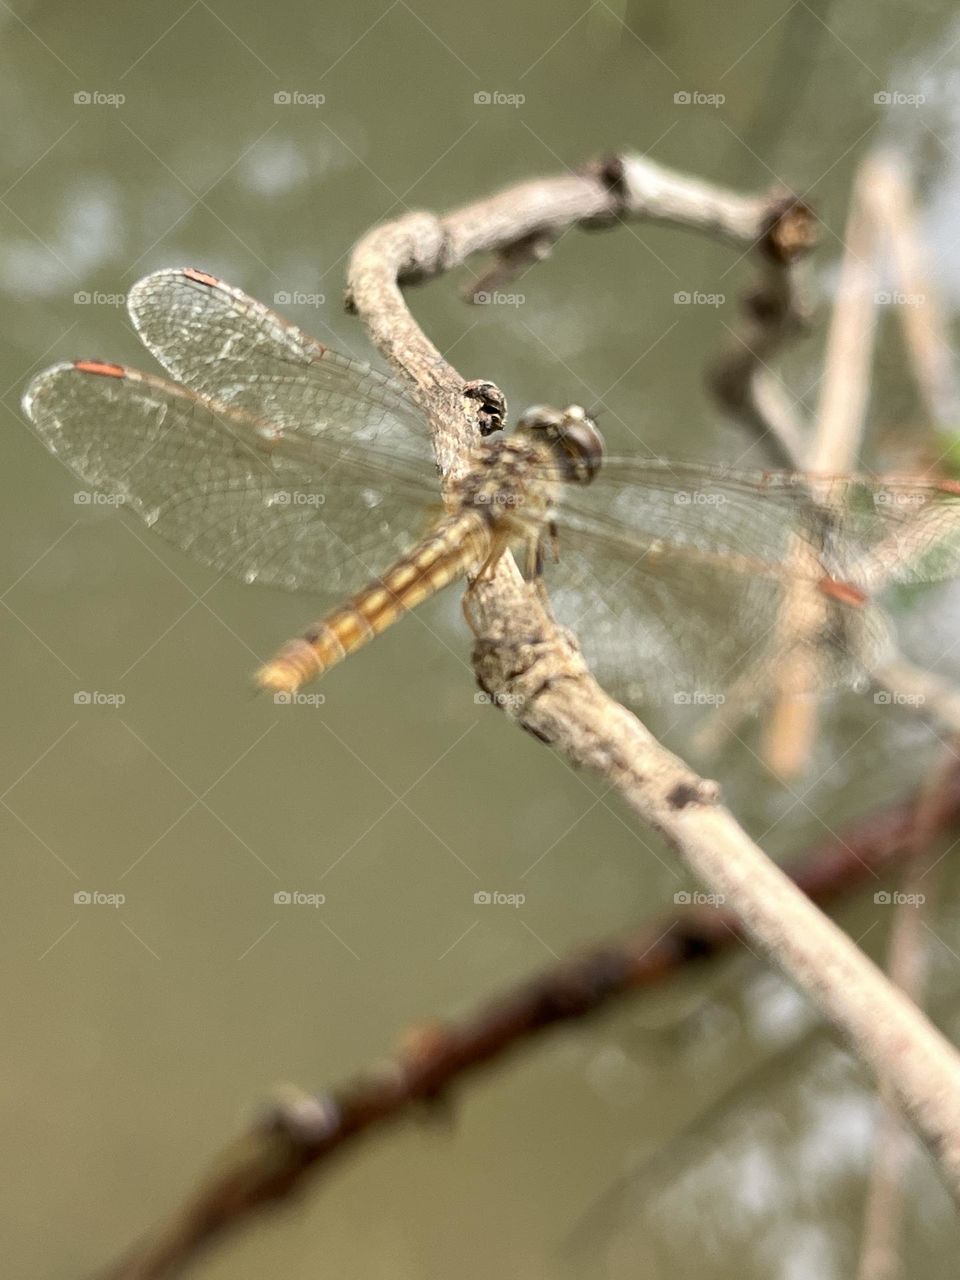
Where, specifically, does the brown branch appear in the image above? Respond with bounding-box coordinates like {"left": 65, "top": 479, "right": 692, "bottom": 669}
{"left": 98, "top": 763, "right": 960, "bottom": 1280}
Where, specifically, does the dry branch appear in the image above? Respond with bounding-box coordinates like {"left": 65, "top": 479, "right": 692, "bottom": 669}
{"left": 98, "top": 763, "right": 960, "bottom": 1280}
{"left": 345, "top": 151, "right": 960, "bottom": 1198}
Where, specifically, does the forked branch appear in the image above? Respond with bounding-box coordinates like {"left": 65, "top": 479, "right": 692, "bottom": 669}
{"left": 345, "top": 150, "right": 960, "bottom": 1197}
{"left": 97, "top": 152, "right": 960, "bottom": 1279}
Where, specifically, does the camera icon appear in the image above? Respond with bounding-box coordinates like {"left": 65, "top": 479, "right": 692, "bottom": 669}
{"left": 274, "top": 891, "right": 292, "bottom": 904}
{"left": 874, "top": 91, "right": 892, "bottom": 105}
{"left": 74, "top": 890, "right": 92, "bottom": 904}
{"left": 873, "top": 690, "right": 892, "bottom": 704}
{"left": 73, "top": 291, "right": 91, "bottom": 304}
{"left": 474, "top": 291, "right": 491, "bottom": 305}
{"left": 274, "top": 291, "right": 291, "bottom": 304}
{"left": 874, "top": 890, "right": 891, "bottom": 904}
{"left": 73, "top": 491, "right": 92, "bottom": 504}
{"left": 474, "top": 91, "right": 491, "bottom": 105}
{"left": 673, "top": 890, "right": 692, "bottom": 904}
{"left": 674, "top": 291, "right": 691, "bottom": 304}
{"left": 673, "top": 91, "right": 691, "bottom": 104}
{"left": 273, "top": 691, "right": 292, "bottom": 705}
{"left": 474, "top": 890, "right": 492, "bottom": 904}
{"left": 875, "top": 291, "right": 892, "bottom": 304}
{"left": 74, "top": 90, "right": 92, "bottom": 105}
{"left": 73, "top": 691, "right": 92, "bottom": 704}
{"left": 274, "top": 91, "right": 292, "bottom": 105}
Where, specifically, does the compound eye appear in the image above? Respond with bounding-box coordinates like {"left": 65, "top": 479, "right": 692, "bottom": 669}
{"left": 517, "top": 404, "right": 561, "bottom": 432}
{"left": 560, "top": 420, "right": 604, "bottom": 483}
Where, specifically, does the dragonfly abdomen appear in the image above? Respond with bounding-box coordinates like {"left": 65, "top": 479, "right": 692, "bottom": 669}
{"left": 256, "top": 511, "right": 491, "bottom": 693}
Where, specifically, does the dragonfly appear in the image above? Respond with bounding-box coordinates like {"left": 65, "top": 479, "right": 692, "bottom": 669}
{"left": 21, "top": 268, "right": 960, "bottom": 705}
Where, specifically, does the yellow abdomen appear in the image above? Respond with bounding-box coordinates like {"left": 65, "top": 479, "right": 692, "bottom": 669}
{"left": 257, "top": 511, "right": 491, "bottom": 693}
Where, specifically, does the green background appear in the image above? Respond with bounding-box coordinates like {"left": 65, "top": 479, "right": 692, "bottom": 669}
{"left": 3, "top": 1, "right": 960, "bottom": 1275}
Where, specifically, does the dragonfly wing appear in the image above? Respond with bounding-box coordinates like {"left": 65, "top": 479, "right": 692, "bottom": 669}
{"left": 559, "top": 456, "right": 960, "bottom": 589}
{"left": 126, "top": 268, "right": 433, "bottom": 466}
{"left": 551, "top": 459, "right": 905, "bottom": 706}
{"left": 23, "top": 362, "right": 440, "bottom": 602}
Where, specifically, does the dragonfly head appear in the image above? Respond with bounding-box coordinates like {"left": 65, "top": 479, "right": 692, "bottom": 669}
{"left": 516, "top": 404, "right": 604, "bottom": 485}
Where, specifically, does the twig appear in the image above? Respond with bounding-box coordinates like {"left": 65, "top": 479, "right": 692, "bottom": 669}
{"left": 98, "top": 763, "right": 960, "bottom": 1280}
{"left": 865, "top": 150, "right": 960, "bottom": 429}
{"left": 344, "top": 150, "right": 960, "bottom": 1199}
{"left": 708, "top": 196, "right": 814, "bottom": 468}
{"left": 763, "top": 154, "right": 883, "bottom": 777}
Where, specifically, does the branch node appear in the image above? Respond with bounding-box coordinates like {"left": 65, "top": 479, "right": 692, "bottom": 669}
{"left": 263, "top": 1088, "right": 341, "bottom": 1147}
{"left": 462, "top": 379, "right": 506, "bottom": 435}
{"left": 666, "top": 779, "right": 720, "bottom": 810}
{"left": 473, "top": 624, "right": 589, "bottom": 729}
{"left": 579, "top": 152, "right": 627, "bottom": 229}
{"left": 760, "top": 191, "right": 818, "bottom": 264}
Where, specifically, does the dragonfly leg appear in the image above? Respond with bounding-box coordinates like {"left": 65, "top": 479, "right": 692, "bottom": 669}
{"left": 470, "top": 532, "right": 511, "bottom": 585}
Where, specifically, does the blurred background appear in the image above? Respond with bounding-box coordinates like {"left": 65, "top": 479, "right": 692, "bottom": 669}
{"left": 3, "top": 0, "right": 960, "bottom": 1275}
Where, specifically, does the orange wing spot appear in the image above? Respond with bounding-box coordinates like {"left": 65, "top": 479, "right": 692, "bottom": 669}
{"left": 182, "top": 268, "right": 221, "bottom": 288}
{"left": 936, "top": 479, "right": 960, "bottom": 496}
{"left": 818, "top": 577, "right": 868, "bottom": 607}
{"left": 74, "top": 359, "right": 125, "bottom": 378}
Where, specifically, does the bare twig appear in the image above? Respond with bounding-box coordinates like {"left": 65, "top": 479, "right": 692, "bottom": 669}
{"left": 344, "top": 150, "right": 960, "bottom": 1199}
{"left": 763, "top": 154, "right": 883, "bottom": 777}
{"left": 866, "top": 150, "right": 960, "bottom": 428}
{"left": 98, "top": 763, "right": 960, "bottom": 1280}
{"left": 708, "top": 195, "right": 815, "bottom": 468}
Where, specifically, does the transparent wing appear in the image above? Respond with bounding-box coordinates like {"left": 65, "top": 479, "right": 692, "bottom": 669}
{"left": 23, "top": 361, "right": 440, "bottom": 602}
{"left": 561, "top": 457, "right": 960, "bottom": 590}
{"left": 547, "top": 455, "right": 960, "bottom": 704}
{"left": 126, "top": 267, "right": 433, "bottom": 467}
